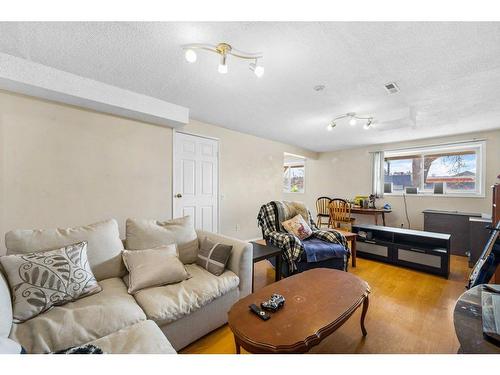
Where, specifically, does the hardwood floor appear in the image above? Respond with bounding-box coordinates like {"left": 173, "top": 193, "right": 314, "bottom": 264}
{"left": 181, "top": 255, "right": 469, "bottom": 354}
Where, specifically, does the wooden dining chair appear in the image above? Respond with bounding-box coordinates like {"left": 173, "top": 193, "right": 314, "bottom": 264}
{"left": 328, "top": 198, "right": 355, "bottom": 231}
{"left": 315, "top": 197, "right": 332, "bottom": 228}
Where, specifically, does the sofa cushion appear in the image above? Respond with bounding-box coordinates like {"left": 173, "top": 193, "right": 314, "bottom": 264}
{"left": 9, "top": 277, "right": 146, "bottom": 353}
{"left": 1, "top": 242, "right": 102, "bottom": 322}
{"left": 5, "top": 219, "right": 125, "bottom": 281}
{"left": 122, "top": 246, "right": 190, "bottom": 294}
{"left": 126, "top": 216, "right": 198, "bottom": 264}
{"left": 87, "top": 320, "right": 176, "bottom": 354}
{"left": 134, "top": 264, "right": 239, "bottom": 326}
{"left": 0, "top": 272, "right": 12, "bottom": 338}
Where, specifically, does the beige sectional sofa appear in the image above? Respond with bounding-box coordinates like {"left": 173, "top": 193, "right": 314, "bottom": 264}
{"left": 0, "top": 219, "right": 253, "bottom": 354}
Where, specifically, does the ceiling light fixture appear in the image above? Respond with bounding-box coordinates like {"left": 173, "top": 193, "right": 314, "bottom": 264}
{"left": 328, "top": 112, "right": 374, "bottom": 131}
{"left": 363, "top": 118, "right": 373, "bottom": 130}
{"left": 182, "top": 42, "right": 264, "bottom": 77}
{"left": 249, "top": 61, "right": 264, "bottom": 77}
{"left": 326, "top": 121, "right": 336, "bottom": 131}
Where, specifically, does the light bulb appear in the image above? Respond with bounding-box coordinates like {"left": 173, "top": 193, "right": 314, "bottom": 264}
{"left": 327, "top": 122, "right": 336, "bottom": 131}
{"left": 249, "top": 62, "right": 265, "bottom": 78}
{"left": 184, "top": 49, "right": 197, "bottom": 63}
{"left": 363, "top": 122, "right": 371, "bottom": 130}
{"left": 349, "top": 117, "right": 357, "bottom": 126}
{"left": 218, "top": 54, "right": 228, "bottom": 74}
{"left": 254, "top": 65, "right": 264, "bottom": 77}
{"left": 218, "top": 63, "right": 228, "bottom": 74}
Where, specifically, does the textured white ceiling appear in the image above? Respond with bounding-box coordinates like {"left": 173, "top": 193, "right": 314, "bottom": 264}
{"left": 1, "top": 22, "right": 499, "bottom": 152}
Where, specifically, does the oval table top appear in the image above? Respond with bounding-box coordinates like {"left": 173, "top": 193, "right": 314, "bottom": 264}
{"left": 453, "top": 284, "right": 500, "bottom": 354}
{"left": 228, "top": 268, "right": 370, "bottom": 353}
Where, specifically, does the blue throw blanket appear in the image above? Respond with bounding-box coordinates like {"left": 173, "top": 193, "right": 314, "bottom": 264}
{"left": 302, "top": 238, "right": 347, "bottom": 263}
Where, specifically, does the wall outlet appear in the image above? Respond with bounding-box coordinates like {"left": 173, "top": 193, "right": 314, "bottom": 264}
{"left": 235, "top": 224, "right": 240, "bottom": 232}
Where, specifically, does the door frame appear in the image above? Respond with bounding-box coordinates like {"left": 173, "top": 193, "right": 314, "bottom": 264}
{"left": 172, "top": 129, "right": 221, "bottom": 233}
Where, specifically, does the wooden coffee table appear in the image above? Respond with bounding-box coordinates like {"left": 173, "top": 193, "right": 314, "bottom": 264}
{"left": 228, "top": 268, "right": 370, "bottom": 353}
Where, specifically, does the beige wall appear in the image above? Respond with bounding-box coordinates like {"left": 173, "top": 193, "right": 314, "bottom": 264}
{"left": 0, "top": 90, "right": 173, "bottom": 254}
{"left": 304, "top": 130, "right": 500, "bottom": 230}
{"left": 1, "top": 89, "right": 498, "bottom": 256}
{"left": 178, "top": 121, "right": 317, "bottom": 240}
{"left": 0, "top": 91, "right": 316, "bottom": 254}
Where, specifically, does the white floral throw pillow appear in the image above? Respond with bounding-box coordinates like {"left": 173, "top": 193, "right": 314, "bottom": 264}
{"left": 0, "top": 241, "right": 101, "bottom": 322}
{"left": 281, "top": 214, "right": 313, "bottom": 240}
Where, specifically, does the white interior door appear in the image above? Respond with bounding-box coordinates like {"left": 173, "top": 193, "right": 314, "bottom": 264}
{"left": 173, "top": 132, "right": 219, "bottom": 232}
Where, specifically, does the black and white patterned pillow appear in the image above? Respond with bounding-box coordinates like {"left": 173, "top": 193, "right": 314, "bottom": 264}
{"left": 0, "top": 241, "right": 102, "bottom": 322}
{"left": 53, "top": 344, "right": 104, "bottom": 354}
{"left": 196, "top": 237, "right": 232, "bottom": 276}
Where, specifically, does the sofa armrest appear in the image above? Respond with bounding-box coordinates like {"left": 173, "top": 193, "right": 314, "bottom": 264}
{"left": 195, "top": 230, "right": 253, "bottom": 299}
{"left": 0, "top": 271, "right": 13, "bottom": 339}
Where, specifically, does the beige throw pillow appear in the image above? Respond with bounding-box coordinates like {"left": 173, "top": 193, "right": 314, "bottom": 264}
{"left": 125, "top": 216, "right": 198, "bottom": 264}
{"left": 0, "top": 242, "right": 101, "bottom": 322}
{"left": 282, "top": 214, "right": 313, "bottom": 240}
{"left": 196, "top": 237, "right": 233, "bottom": 276}
{"left": 122, "top": 245, "right": 190, "bottom": 294}
{"left": 5, "top": 219, "right": 125, "bottom": 281}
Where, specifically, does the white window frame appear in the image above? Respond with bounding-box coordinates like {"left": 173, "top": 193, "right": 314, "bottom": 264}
{"left": 382, "top": 140, "right": 486, "bottom": 198}
{"left": 283, "top": 153, "right": 306, "bottom": 194}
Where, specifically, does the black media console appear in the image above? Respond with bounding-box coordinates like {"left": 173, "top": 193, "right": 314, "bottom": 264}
{"left": 351, "top": 224, "right": 451, "bottom": 278}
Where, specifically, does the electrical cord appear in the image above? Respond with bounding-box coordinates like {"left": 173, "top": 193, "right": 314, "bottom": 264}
{"left": 403, "top": 192, "right": 411, "bottom": 229}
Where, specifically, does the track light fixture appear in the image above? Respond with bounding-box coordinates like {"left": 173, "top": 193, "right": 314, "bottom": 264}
{"left": 328, "top": 112, "right": 374, "bottom": 131}
{"left": 326, "top": 121, "right": 336, "bottom": 131}
{"left": 183, "top": 42, "right": 264, "bottom": 77}
{"left": 249, "top": 61, "right": 265, "bottom": 77}
{"left": 363, "top": 118, "right": 373, "bottom": 130}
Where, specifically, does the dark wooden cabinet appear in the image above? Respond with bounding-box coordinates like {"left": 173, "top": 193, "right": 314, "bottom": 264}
{"left": 352, "top": 224, "right": 451, "bottom": 278}
{"left": 468, "top": 217, "right": 492, "bottom": 267}
{"left": 493, "top": 183, "right": 500, "bottom": 283}
{"left": 493, "top": 183, "right": 499, "bottom": 226}
{"left": 423, "top": 209, "right": 481, "bottom": 257}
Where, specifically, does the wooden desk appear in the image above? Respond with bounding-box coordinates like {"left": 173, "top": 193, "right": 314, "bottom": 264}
{"left": 350, "top": 207, "right": 391, "bottom": 226}
{"left": 332, "top": 228, "right": 357, "bottom": 268}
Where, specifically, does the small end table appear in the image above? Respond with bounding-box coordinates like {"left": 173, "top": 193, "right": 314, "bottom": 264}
{"left": 251, "top": 241, "right": 282, "bottom": 292}
{"left": 331, "top": 229, "right": 357, "bottom": 267}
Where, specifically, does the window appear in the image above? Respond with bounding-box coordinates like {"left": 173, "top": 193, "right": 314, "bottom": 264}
{"left": 381, "top": 141, "right": 485, "bottom": 196}
{"left": 283, "top": 153, "right": 305, "bottom": 193}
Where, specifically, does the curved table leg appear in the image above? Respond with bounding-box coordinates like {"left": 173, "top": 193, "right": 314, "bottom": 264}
{"left": 360, "top": 296, "right": 369, "bottom": 336}
{"left": 234, "top": 336, "right": 241, "bottom": 354}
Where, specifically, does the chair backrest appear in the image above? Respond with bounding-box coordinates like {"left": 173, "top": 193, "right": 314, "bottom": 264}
{"left": 258, "top": 201, "right": 317, "bottom": 243}
{"left": 316, "top": 197, "right": 332, "bottom": 216}
{"left": 328, "top": 198, "right": 351, "bottom": 224}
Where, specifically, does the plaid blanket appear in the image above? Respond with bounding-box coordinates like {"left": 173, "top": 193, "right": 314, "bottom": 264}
{"left": 257, "top": 201, "right": 349, "bottom": 272}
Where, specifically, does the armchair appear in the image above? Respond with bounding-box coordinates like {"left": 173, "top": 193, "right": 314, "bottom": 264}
{"left": 257, "top": 201, "right": 350, "bottom": 277}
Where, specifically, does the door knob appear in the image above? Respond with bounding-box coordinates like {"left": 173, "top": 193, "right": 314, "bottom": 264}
{"left": 175, "top": 193, "right": 183, "bottom": 198}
